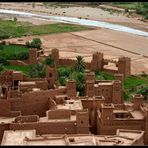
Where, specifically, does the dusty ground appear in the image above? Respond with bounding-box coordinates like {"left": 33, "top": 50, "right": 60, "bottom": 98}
{"left": 4, "top": 29, "right": 148, "bottom": 75}
{"left": 0, "top": 3, "right": 148, "bottom": 74}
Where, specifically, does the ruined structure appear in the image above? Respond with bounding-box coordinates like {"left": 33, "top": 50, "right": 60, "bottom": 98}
{"left": 51, "top": 49, "right": 131, "bottom": 78}
{"left": 0, "top": 46, "right": 147, "bottom": 145}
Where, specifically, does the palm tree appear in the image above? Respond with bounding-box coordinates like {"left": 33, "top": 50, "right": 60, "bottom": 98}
{"left": 75, "top": 56, "right": 86, "bottom": 72}
{"left": 75, "top": 72, "right": 85, "bottom": 96}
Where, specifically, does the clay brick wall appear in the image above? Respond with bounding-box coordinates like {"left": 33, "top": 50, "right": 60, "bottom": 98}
{"left": 76, "top": 110, "right": 90, "bottom": 134}
{"left": 86, "top": 81, "right": 95, "bottom": 97}
{"left": 36, "top": 81, "right": 48, "bottom": 90}
{"left": 95, "top": 85, "right": 113, "bottom": 103}
{"left": 29, "top": 48, "right": 38, "bottom": 64}
{"left": 91, "top": 52, "right": 103, "bottom": 71}
{"left": 85, "top": 62, "right": 91, "bottom": 69}
{"left": 47, "top": 109, "right": 71, "bottom": 119}
{"left": 51, "top": 48, "right": 59, "bottom": 65}
{"left": 112, "top": 81, "right": 122, "bottom": 104}
{"left": 114, "top": 104, "right": 125, "bottom": 110}
{"left": 118, "top": 57, "right": 131, "bottom": 77}
{"left": 103, "top": 68, "right": 118, "bottom": 74}
{"left": 46, "top": 66, "right": 57, "bottom": 89}
{"left": 66, "top": 80, "right": 77, "bottom": 97}
{"left": 10, "top": 111, "right": 21, "bottom": 117}
{"left": 0, "top": 74, "right": 5, "bottom": 84}
{"left": 10, "top": 88, "right": 67, "bottom": 117}
{"left": 99, "top": 119, "right": 145, "bottom": 135}
{"left": 9, "top": 90, "right": 20, "bottom": 98}
{"left": 10, "top": 121, "right": 77, "bottom": 135}
{"left": 59, "top": 59, "right": 76, "bottom": 67}
{"left": 0, "top": 100, "right": 11, "bottom": 117}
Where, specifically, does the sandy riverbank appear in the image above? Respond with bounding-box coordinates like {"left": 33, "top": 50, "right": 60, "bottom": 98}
{"left": 0, "top": 2, "right": 147, "bottom": 31}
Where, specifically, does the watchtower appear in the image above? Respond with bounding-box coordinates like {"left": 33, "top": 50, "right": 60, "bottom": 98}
{"left": 91, "top": 52, "right": 103, "bottom": 71}
{"left": 118, "top": 57, "right": 131, "bottom": 77}
{"left": 76, "top": 109, "right": 90, "bottom": 134}
{"left": 29, "top": 48, "right": 38, "bottom": 64}
{"left": 112, "top": 80, "right": 122, "bottom": 104}
{"left": 51, "top": 48, "right": 59, "bottom": 65}
{"left": 66, "top": 80, "right": 77, "bottom": 97}
{"left": 46, "top": 65, "right": 57, "bottom": 89}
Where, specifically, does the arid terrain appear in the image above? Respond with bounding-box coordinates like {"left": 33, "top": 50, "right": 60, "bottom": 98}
{"left": 0, "top": 2, "right": 148, "bottom": 74}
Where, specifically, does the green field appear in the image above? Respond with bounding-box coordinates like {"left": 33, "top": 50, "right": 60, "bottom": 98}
{"left": 112, "top": 2, "right": 148, "bottom": 19}
{"left": 4, "top": 65, "right": 30, "bottom": 74}
{"left": 0, "top": 44, "right": 29, "bottom": 60}
{"left": 113, "top": 2, "right": 138, "bottom": 10}
{"left": 0, "top": 20, "right": 92, "bottom": 40}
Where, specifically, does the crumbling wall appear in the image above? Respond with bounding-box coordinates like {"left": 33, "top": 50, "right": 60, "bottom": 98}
{"left": 0, "top": 100, "right": 11, "bottom": 117}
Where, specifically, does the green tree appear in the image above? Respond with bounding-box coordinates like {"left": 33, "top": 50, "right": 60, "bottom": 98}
{"left": 44, "top": 55, "right": 55, "bottom": 67}
{"left": 17, "top": 52, "right": 29, "bottom": 60}
{"left": 76, "top": 72, "right": 85, "bottom": 96}
{"left": 28, "top": 64, "right": 46, "bottom": 78}
{"left": 0, "top": 57, "right": 9, "bottom": 65}
{"left": 0, "top": 44, "right": 4, "bottom": 50}
{"left": 0, "top": 63, "right": 4, "bottom": 72}
{"left": 70, "top": 71, "right": 85, "bottom": 96}
{"left": 13, "top": 17, "right": 17, "bottom": 22}
{"left": 26, "top": 38, "right": 42, "bottom": 49}
{"left": 136, "top": 84, "right": 148, "bottom": 100}
{"left": 75, "top": 56, "right": 86, "bottom": 72}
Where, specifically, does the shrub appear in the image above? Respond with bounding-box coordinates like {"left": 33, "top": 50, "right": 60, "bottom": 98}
{"left": 13, "top": 17, "right": 17, "bottom": 22}
{"left": 0, "top": 63, "right": 4, "bottom": 72}
{"left": 136, "top": 84, "right": 148, "bottom": 100}
{"left": 26, "top": 38, "right": 42, "bottom": 49}
{"left": 0, "top": 31, "right": 10, "bottom": 40}
{"left": 44, "top": 55, "right": 55, "bottom": 67}
{"left": 0, "top": 44, "right": 4, "bottom": 50}
{"left": 28, "top": 64, "right": 46, "bottom": 78}
{"left": 17, "top": 52, "right": 29, "bottom": 60}
{"left": 0, "top": 57, "right": 9, "bottom": 65}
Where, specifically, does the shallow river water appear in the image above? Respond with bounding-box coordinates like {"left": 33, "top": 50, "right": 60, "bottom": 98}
{"left": 0, "top": 9, "right": 148, "bottom": 37}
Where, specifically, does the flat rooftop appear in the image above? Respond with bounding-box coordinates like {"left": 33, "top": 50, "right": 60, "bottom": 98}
{"left": 24, "top": 136, "right": 66, "bottom": 145}
{"left": 0, "top": 117, "right": 15, "bottom": 124}
{"left": 130, "top": 110, "right": 145, "bottom": 119}
{"left": 95, "top": 135, "right": 135, "bottom": 145}
{"left": 117, "top": 129, "right": 145, "bottom": 140}
{"left": 94, "top": 83, "right": 113, "bottom": 87}
{"left": 39, "top": 115, "right": 76, "bottom": 123}
{"left": 1, "top": 130, "right": 36, "bottom": 145}
{"left": 19, "top": 81, "right": 36, "bottom": 86}
{"left": 56, "top": 100, "right": 83, "bottom": 111}
{"left": 2, "top": 129, "right": 144, "bottom": 145}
